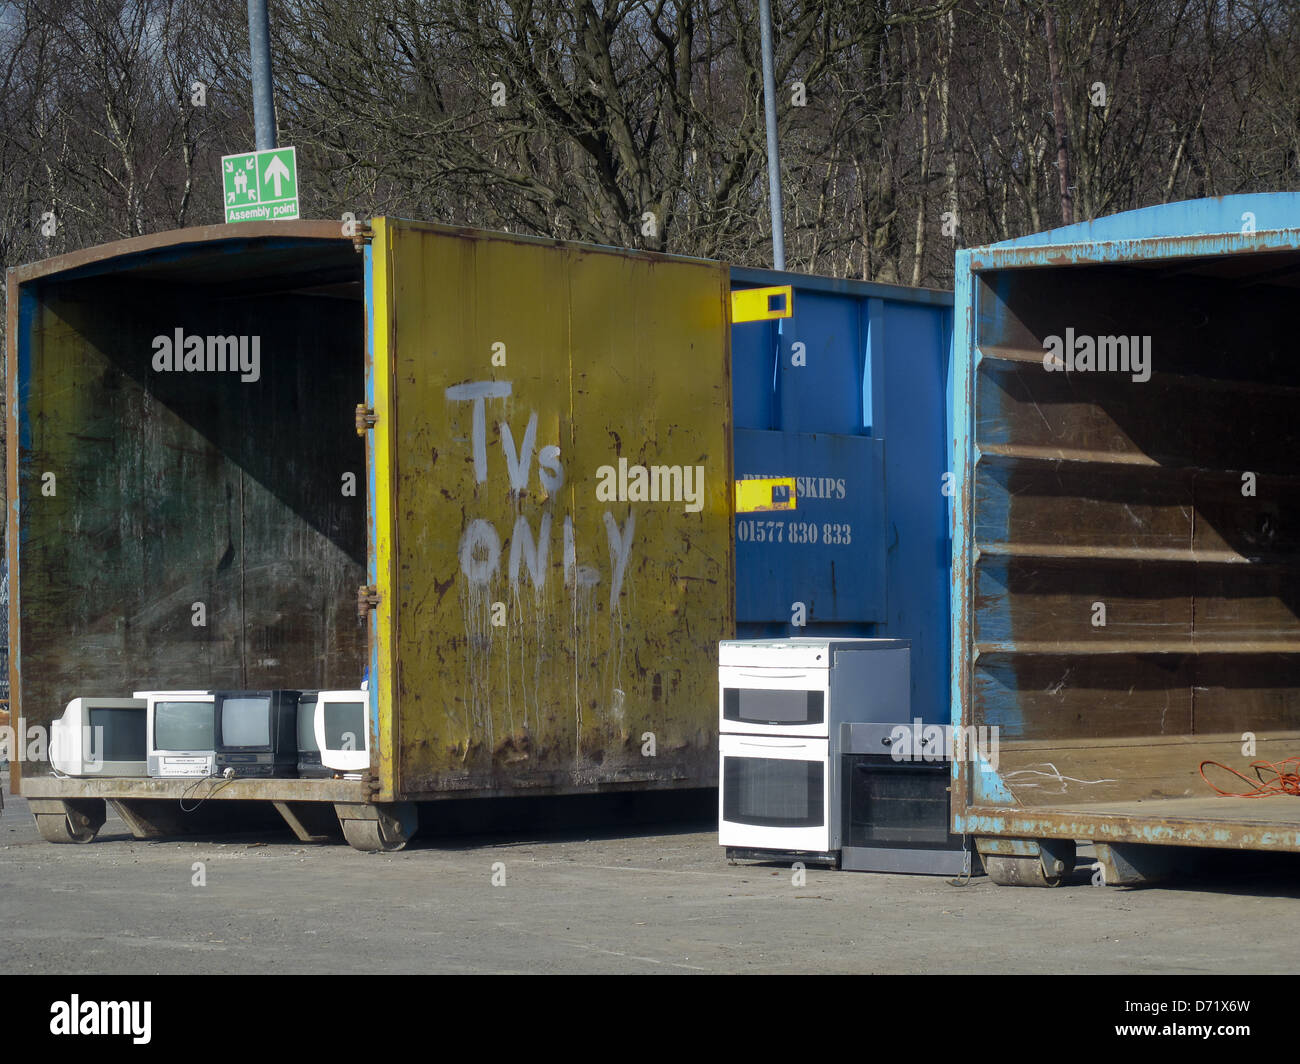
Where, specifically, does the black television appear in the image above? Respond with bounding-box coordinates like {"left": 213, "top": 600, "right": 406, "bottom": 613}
{"left": 213, "top": 690, "right": 302, "bottom": 778}
{"left": 295, "top": 691, "right": 331, "bottom": 778}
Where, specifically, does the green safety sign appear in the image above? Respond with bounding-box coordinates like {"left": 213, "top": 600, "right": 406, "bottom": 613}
{"left": 222, "top": 146, "right": 299, "bottom": 223}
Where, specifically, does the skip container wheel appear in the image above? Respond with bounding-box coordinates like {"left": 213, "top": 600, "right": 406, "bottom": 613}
{"left": 982, "top": 854, "right": 1064, "bottom": 888}
{"left": 31, "top": 799, "right": 105, "bottom": 844}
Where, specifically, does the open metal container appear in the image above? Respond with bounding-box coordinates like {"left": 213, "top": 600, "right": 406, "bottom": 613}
{"left": 951, "top": 193, "right": 1300, "bottom": 885}
{"left": 8, "top": 219, "right": 734, "bottom": 848}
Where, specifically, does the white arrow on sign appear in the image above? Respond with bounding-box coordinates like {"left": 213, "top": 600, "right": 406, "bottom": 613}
{"left": 263, "top": 155, "right": 290, "bottom": 198}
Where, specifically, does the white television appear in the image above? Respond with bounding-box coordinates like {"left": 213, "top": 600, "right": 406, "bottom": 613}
{"left": 50, "top": 697, "right": 148, "bottom": 777}
{"left": 313, "top": 690, "right": 370, "bottom": 773}
{"left": 139, "top": 691, "right": 216, "bottom": 778}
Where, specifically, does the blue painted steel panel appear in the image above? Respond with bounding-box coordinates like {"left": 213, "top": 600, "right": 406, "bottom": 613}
{"left": 730, "top": 315, "right": 777, "bottom": 431}
{"left": 734, "top": 429, "right": 884, "bottom": 623}
{"left": 364, "top": 240, "right": 381, "bottom": 752}
{"left": 877, "top": 297, "right": 954, "bottom": 725}
{"left": 730, "top": 266, "right": 954, "bottom": 307}
{"left": 16, "top": 288, "right": 36, "bottom": 453}
{"left": 731, "top": 269, "right": 954, "bottom": 726}
{"left": 949, "top": 248, "right": 980, "bottom": 801}
{"left": 774, "top": 289, "right": 864, "bottom": 435}
{"left": 988, "top": 192, "right": 1300, "bottom": 248}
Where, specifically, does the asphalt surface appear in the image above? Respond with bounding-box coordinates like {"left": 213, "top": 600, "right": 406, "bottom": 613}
{"left": 4, "top": 785, "right": 1300, "bottom": 974}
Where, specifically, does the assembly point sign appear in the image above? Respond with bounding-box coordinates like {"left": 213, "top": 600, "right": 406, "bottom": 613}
{"left": 222, "top": 146, "right": 299, "bottom": 223}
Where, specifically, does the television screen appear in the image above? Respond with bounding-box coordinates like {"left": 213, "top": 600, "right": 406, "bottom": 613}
{"left": 323, "top": 700, "right": 366, "bottom": 752}
{"left": 297, "top": 699, "right": 319, "bottom": 753}
{"left": 155, "top": 701, "right": 214, "bottom": 751}
{"left": 89, "top": 706, "right": 147, "bottom": 762}
{"left": 221, "top": 697, "right": 271, "bottom": 747}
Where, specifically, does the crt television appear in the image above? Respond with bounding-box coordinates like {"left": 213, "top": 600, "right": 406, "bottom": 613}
{"left": 296, "top": 691, "right": 331, "bottom": 778}
{"left": 50, "top": 697, "right": 148, "bottom": 777}
{"left": 214, "top": 690, "right": 302, "bottom": 778}
{"left": 314, "top": 690, "right": 370, "bottom": 773}
{"left": 141, "top": 691, "right": 216, "bottom": 778}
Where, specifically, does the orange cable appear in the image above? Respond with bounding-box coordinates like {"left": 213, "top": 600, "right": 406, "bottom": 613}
{"left": 1199, "top": 757, "right": 1300, "bottom": 798}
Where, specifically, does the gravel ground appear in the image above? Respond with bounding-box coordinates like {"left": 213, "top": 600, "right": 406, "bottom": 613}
{"left": 4, "top": 785, "right": 1300, "bottom": 975}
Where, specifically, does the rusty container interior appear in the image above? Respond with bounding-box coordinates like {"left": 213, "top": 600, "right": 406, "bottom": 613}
{"left": 6, "top": 224, "right": 369, "bottom": 758}
{"left": 955, "top": 195, "right": 1300, "bottom": 850}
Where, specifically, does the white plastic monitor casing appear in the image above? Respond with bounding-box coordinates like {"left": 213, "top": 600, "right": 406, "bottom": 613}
{"left": 50, "top": 697, "right": 148, "bottom": 777}
{"left": 143, "top": 691, "right": 216, "bottom": 778}
{"left": 313, "top": 690, "right": 370, "bottom": 772}
{"left": 132, "top": 690, "right": 209, "bottom": 699}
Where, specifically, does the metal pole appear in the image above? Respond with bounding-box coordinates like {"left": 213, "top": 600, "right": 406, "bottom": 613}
{"left": 248, "top": 0, "right": 277, "bottom": 151}
{"left": 758, "top": 0, "right": 785, "bottom": 270}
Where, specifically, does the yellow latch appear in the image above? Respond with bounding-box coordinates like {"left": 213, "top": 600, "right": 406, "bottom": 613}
{"left": 731, "top": 285, "right": 793, "bottom": 323}
{"left": 735, "top": 477, "right": 797, "bottom": 513}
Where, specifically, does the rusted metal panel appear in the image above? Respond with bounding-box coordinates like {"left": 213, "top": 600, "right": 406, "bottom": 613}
{"left": 952, "top": 194, "right": 1300, "bottom": 851}
{"left": 6, "top": 262, "right": 22, "bottom": 795}
{"left": 959, "top": 800, "right": 1300, "bottom": 852}
{"left": 374, "top": 220, "right": 732, "bottom": 798}
{"left": 6, "top": 221, "right": 350, "bottom": 287}
{"left": 21, "top": 774, "right": 368, "bottom": 802}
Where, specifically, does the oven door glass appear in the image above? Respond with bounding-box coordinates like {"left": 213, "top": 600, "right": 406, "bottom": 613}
{"left": 722, "top": 688, "right": 825, "bottom": 730}
{"left": 718, "top": 736, "right": 831, "bottom": 850}
{"left": 717, "top": 666, "right": 831, "bottom": 736}
{"left": 724, "top": 754, "right": 823, "bottom": 827}
{"left": 842, "top": 756, "right": 954, "bottom": 847}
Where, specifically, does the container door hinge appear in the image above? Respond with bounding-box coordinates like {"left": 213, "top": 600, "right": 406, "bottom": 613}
{"left": 355, "top": 404, "right": 378, "bottom": 435}
{"left": 357, "top": 585, "right": 380, "bottom": 620}
{"left": 350, "top": 222, "right": 374, "bottom": 252}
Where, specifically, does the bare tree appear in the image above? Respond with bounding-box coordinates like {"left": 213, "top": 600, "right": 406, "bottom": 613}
{"left": 1, "top": 0, "right": 1298, "bottom": 297}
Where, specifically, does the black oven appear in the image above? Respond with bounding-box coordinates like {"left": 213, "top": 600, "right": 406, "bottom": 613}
{"left": 839, "top": 723, "right": 979, "bottom": 875}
